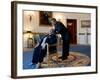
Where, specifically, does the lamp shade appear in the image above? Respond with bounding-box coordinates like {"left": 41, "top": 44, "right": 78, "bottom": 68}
{"left": 26, "top": 31, "right": 32, "bottom": 33}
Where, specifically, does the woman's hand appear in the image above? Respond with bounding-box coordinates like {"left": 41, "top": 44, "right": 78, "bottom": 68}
{"left": 52, "top": 26, "right": 55, "bottom": 29}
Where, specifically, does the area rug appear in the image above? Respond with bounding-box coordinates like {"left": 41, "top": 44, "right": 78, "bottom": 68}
{"left": 41, "top": 52, "right": 90, "bottom": 68}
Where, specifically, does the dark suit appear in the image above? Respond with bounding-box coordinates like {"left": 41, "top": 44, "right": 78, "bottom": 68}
{"left": 53, "top": 21, "right": 70, "bottom": 60}
{"left": 32, "top": 37, "right": 47, "bottom": 64}
{"left": 46, "top": 34, "right": 57, "bottom": 53}
{"left": 32, "top": 34, "right": 57, "bottom": 64}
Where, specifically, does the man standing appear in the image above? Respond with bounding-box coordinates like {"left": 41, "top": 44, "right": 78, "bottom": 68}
{"left": 50, "top": 18, "right": 70, "bottom": 60}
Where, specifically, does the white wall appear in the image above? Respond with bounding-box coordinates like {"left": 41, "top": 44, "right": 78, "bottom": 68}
{"left": 23, "top": 11, "right": 91, "bottom": 47}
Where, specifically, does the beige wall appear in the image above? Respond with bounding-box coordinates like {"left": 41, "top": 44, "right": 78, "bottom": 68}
{"left": 23, "top": 11, "right": 91, "bottom": 47}
{"left": 24, "top": 11, "right": 51, "bottom": 33}
{"left": 53, "top": 12, "right": 91, "bottom": 44}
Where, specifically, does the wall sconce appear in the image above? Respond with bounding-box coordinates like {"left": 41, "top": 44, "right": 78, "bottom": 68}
{"left": 25, "top": 11, "right": 35, "bottom": 22}
{"left": 29, "top": 15, "right": 32, "bottom": 22}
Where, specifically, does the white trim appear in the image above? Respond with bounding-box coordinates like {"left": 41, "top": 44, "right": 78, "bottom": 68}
{"left": 17, "top": 3, "right": 96, "bottom": 76}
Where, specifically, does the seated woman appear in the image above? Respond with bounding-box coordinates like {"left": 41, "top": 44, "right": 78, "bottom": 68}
{"left": 31, "top": 30, "right": 57, "bottom": 68}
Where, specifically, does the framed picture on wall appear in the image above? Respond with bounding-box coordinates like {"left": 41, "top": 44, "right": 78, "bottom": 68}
{"left": 11, "top": 1, "right": 98, "bottom": 78}
{"left": 39, "top": 11, "right": 52, "bottom": 26}
{"left": 81, "top": 20, "right": 91, "bottom": 28}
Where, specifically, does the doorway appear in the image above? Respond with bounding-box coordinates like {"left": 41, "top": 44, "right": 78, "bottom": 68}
{"left": 67, "top": 19, "right": 77, "bottom": 44}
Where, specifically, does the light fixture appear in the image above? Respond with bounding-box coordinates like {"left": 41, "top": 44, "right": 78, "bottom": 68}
{"left": 25, "top": 11, "right": 35, "bottom": 22}
{"left": 24, "top": 30, "right": 33, "bottom": 48}
{"left": 25, "top": 31, "right": 33, "bottom": 38}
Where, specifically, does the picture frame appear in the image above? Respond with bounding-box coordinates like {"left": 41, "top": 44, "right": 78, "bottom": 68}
{"left": 81, "top": 20, "right": 91, "bottom": 28}
{"left": 11, "top": 1, "right": 98, "bottom": 78}
{"left": 39, "top": 11, "right": 52, "bottom": 26}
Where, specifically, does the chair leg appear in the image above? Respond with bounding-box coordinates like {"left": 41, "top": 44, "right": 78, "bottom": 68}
{"left": 46, "top": 43, "right": 59, "bottom": 67}
{"left": 56, "top": 53, "right": 59, "bottom": 61}
{"left": 46, "top": 43, "right": 51, "bottom": 67}
{"left": 47, "top": 56, "right": 50, "bottom": 67}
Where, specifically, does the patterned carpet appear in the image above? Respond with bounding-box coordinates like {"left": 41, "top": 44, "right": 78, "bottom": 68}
{"left": 41, "top": 52, "right": 90, "bottom": 68}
